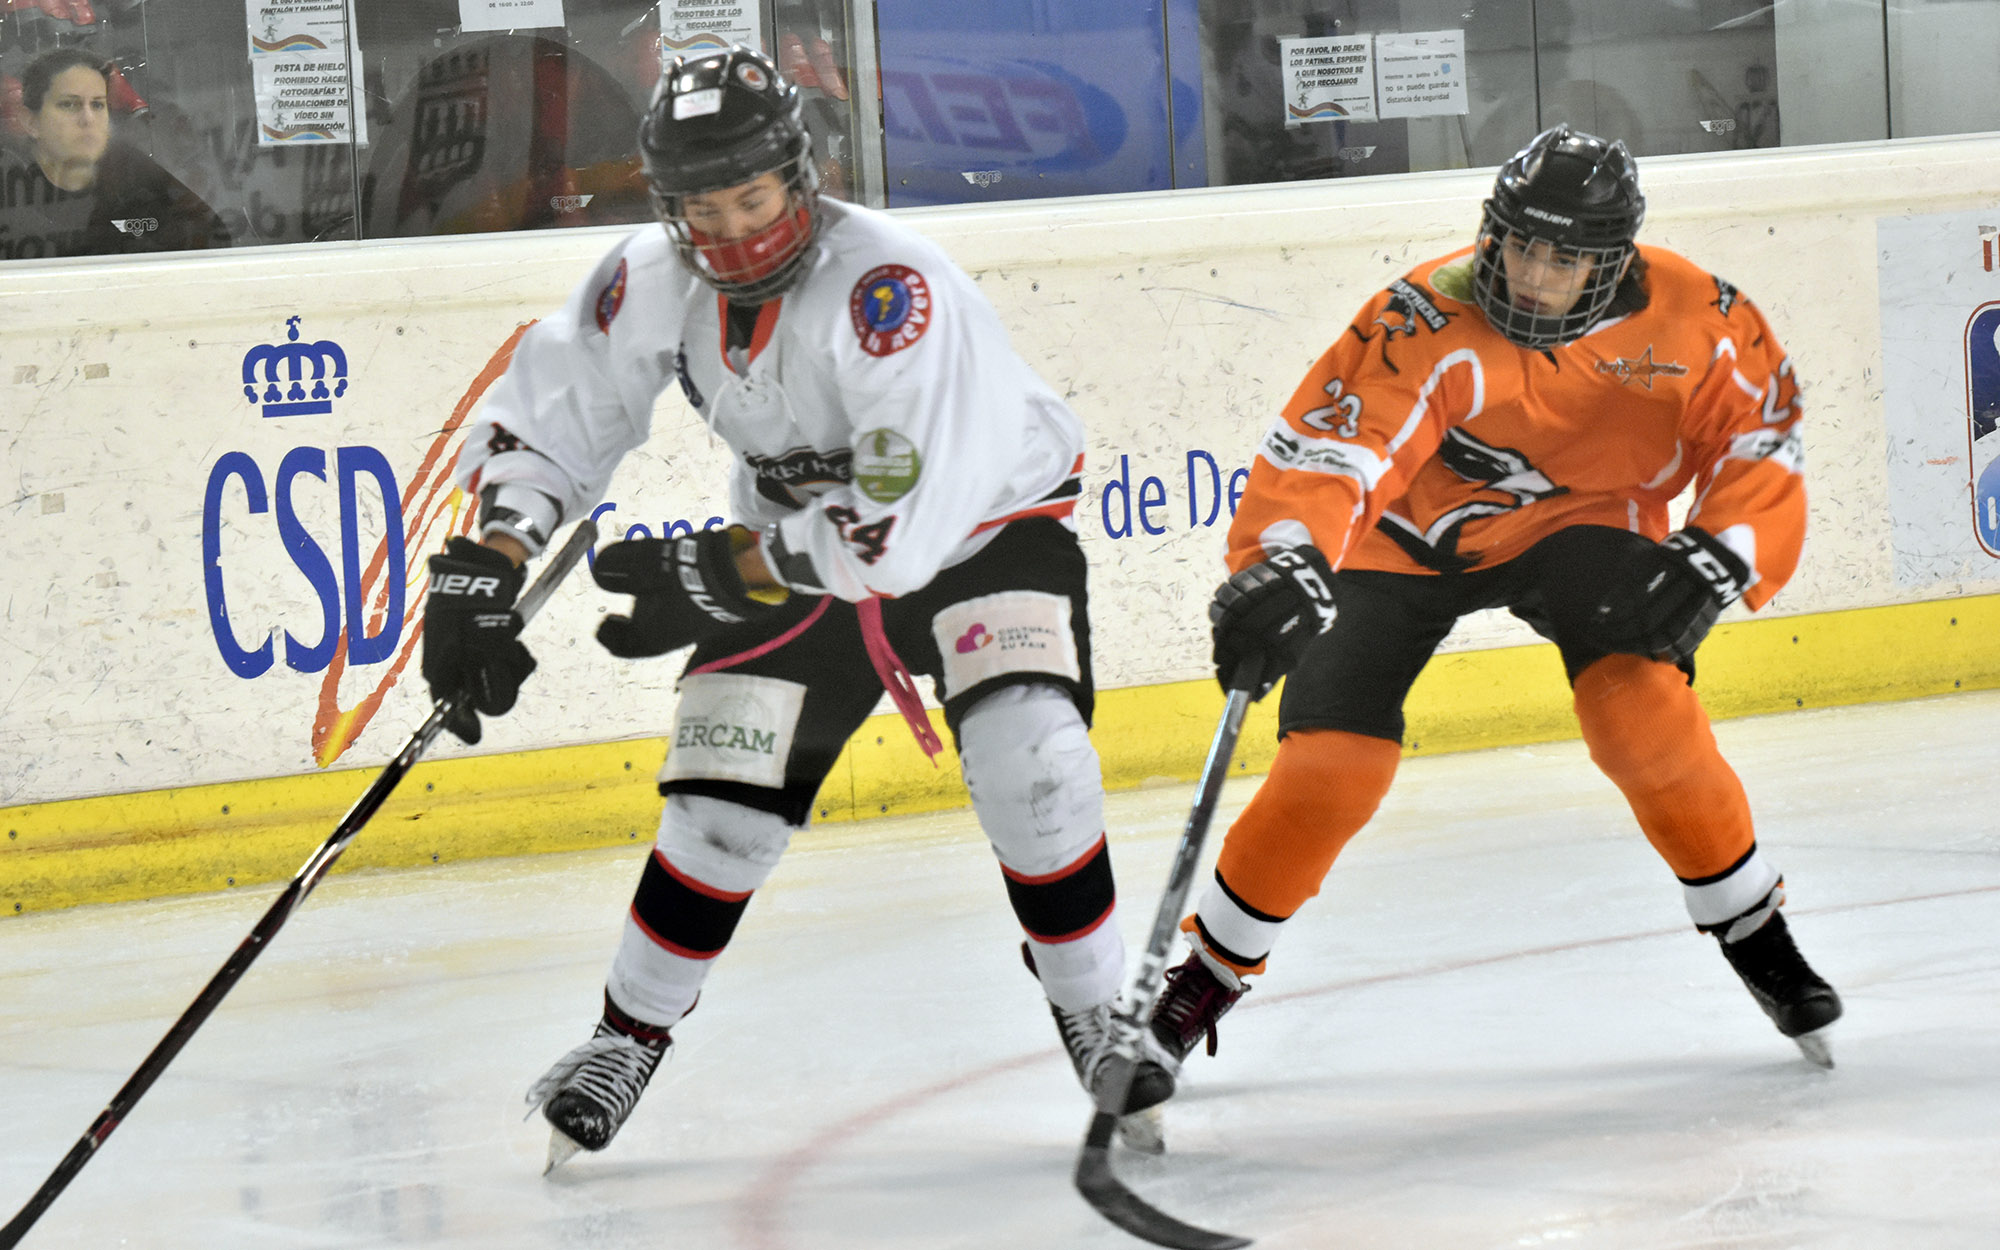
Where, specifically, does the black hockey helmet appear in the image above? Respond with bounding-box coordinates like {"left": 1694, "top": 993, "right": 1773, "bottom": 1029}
{"left": 1472, "top": 125, "right": 1645, "bottom": 349}
{"left": 639, "top": 45, "right": 820, "bottom": 302}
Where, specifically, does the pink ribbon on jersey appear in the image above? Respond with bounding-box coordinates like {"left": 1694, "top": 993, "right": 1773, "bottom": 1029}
{"left": 856, "top": 596, "right": 944, "bottom": 765}
{"left": 688, "top": 598, "right": 832, "bottom": 676}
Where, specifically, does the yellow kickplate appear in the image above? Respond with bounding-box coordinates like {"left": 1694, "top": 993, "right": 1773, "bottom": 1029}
{"left": 4, "top": 594, "right": 1995, "bottom": 915}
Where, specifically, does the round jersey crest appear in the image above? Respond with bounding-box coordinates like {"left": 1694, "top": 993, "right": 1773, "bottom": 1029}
{"left": 594, "top": 258, "right": 628, "bottom": 334}
{"left": 850, "top": 264, "right": 933, "bottom": 357}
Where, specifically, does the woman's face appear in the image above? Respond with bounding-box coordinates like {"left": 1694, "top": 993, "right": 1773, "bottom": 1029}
{"left": 28, "top": 66, "right": 111, "bottom": 171}
{"left": 1498, "top": 236, "right": 1598, "bottom": 317}
{"left": 681, "top": 172, "right": 791, "bottom": 242}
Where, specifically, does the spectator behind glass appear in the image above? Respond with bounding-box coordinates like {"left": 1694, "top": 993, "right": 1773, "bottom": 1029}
{"left": 0, "top": 47, "right": 231, "bottom": 259}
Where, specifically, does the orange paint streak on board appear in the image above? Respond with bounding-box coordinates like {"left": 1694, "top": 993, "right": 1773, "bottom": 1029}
{"left": 311, "top": 323, "right": 536, "bottom": 766}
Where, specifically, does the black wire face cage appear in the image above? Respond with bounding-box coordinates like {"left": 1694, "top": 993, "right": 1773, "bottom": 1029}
{"left": 1471, "top": 209, "right": 1634, "bottom": 350}
{"left": 653, "top": 146, "right": 822, "bottom": 305}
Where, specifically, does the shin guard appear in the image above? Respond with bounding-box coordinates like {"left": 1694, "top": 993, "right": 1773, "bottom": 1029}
{"left": 1190, "top": 728, "right": 1400, "bottom": 977}
{"left": 960, "top": 684, "right": 1123, "bottom": 1010}
{"left": 605, "top": 793, "right": 798, "bottom": 1026}
{"left": 1573, "top": 654, "right": 1754, "bottom": 880}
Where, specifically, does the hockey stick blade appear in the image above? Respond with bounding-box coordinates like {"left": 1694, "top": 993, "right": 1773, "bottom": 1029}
{"left": 0, "top": 521, "right": 598, "bottom": 1250}
{"left": 1073, "top": 679, "right": 1256, "bottom": 1249}
{"left": 1077, "top": 1110, "right": 1249, "bottom": 1250}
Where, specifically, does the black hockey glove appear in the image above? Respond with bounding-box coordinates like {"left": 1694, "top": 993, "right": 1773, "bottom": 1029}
{"left": 422, "top": 537, "right": 535, "bottom": 745}
{"left": 592, "top": 527, "right": 771, "bottom": 658}
{"left": 1592, "top": 527, "right": 1750, "bottom": 665}
{"left": 1209, "top": 545, "right": 1339, "bottom": 699}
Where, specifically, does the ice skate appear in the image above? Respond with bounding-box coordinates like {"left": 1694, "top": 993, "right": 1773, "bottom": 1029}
{"left": 526, "top": 1006, "right": 673, "bottom": 1173}
{"left": 1148, "top": 946, "right": 1249, "bottom": 1066}
{"left": 1717, "top": 910, "right": 1842, "bottom": 1068}
{"left": 1021, "top": 943, "right": 1176, "bottom": 1124}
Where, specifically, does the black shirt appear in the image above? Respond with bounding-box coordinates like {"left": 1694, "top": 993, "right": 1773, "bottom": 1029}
{"left": 0, "top": 138, "right": 231, "bottom": 260}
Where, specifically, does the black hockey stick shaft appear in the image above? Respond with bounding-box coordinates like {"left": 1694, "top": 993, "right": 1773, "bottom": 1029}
{"left": 0, "top": 520, "right": 597, "bottom": 1250}
{"left": 1075, "top": 666, "right": 1257, "bottom": 1250}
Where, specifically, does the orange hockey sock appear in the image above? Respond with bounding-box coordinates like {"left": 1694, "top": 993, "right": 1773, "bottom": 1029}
{"left": 1572, "top": 654, "right": 1753, "bottom": 879}
{"left": 1189, "top": 729, "right": 1400, "bottom": 976}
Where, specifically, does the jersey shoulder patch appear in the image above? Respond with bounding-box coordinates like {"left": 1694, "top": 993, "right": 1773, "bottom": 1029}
{"left": 849, "top": 263, "right": 934, "bottom": 357}
{"left": 853, "top": 427, "right": 923, "bottom": 501}
{"left": 594, "top": 257, "right": 628, "bottom": 334}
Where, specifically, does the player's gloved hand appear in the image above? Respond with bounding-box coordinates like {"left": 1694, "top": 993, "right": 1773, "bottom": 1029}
{"left": 1209, "top": 545, "right": 1339, "bottom": 699}
{"left": 1592, "top": 527, "right": 1749, "bottom": 665}
{"left": 422, "top": 537, "right": 534, "bottom": 745}
{"left": 593, "top": 527, "right": 771, "bottom": 658}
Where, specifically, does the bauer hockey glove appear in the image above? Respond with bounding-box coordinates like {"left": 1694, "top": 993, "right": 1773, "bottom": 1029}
{"left": 592, "top": 527, "right": 771, "bottom": 658}
{"left": 422, "top": 537, "right": 535, "bottom": 744}
{"left": 1209, "top": 545, "right": 1339, "bottom": 699}
{"left": 1592, "top": 527, "right": 1750, "bottom": 665}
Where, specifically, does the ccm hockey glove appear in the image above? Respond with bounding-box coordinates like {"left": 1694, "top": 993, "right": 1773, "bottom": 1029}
{"left": 1593, "top": 527, "right": 1750, "bottom": 665}
{"left": 422, "top": 537, "right": 535, "bottom": 744}
{"left": 1209, "top": 545, "right": 1339, "bottom": 699}
{"left": 593, "top": 527, "right": 771, "bottom": 658}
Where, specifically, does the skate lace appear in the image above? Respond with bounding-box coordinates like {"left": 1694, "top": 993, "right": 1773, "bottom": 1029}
{"left": 1053, "top": 1003, "right": 1114, "bottom": 1081}
{"left": 524, "top": 1030, "right": 667, "bottom": 1120}
{"left": 1154, "top": 961, "right": 1243, "bottom": 1058}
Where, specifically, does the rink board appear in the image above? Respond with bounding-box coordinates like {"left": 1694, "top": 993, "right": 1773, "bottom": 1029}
{"left": 4, "top": 591, "right": 1992, "bottom": 915}
{"left": 6, "top": 134, "right": 2000, "bottom": 914}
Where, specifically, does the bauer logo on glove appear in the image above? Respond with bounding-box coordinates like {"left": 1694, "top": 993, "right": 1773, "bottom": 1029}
{"left": 421, "top": 537, "right": 536, "bottom": 744}
{"left": 593, "top": 527, "right": 774, "bottom": 658}
{"left": 427, "top": 571, "right": 507, "bottom": 599}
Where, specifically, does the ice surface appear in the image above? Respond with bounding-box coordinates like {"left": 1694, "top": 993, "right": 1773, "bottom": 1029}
{"left": 4, "top": 691, "right": 1997, "bottom": 1249}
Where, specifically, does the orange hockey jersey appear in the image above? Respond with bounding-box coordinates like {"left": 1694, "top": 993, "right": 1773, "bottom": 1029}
{"left": 1227, "top": 244, "right": 1804, "bottom": 611}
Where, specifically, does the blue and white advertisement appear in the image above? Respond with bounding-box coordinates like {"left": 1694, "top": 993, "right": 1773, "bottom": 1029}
{"left": 1878, "top": 207, "right": 2000, "bottom": 584}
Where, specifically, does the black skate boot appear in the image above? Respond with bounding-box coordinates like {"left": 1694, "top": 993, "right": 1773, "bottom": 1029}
{"left": 1020, "top": 943, "right": 1176, "bottom": 1116}
{"left": 1149, "top": 947, "right": 1249, "bottom": 1065}
{"left": 1717, "top": 910, "right": 1842, "bottom": 1067}
{"left": 526, "top": 996, "right": 674, "bottom": 1173}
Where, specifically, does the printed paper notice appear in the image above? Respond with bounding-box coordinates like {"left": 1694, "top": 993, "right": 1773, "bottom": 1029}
{"left": 661, "top": 0, "right": 761, "bottom": 59}
{"left": 247, "top": 1, "right": 365, "bottom": 146}
{"left": 459, "top": 0, "right": 565, "bottom": 33}
{"left": 1279, "top": 35, "right": 1376, "bottom": 126}
{"left": 1376, "top": 29, "right": 1467, "bottom": 119}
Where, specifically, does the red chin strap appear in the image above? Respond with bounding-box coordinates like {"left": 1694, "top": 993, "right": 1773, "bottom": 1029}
{"left": 689, "top": 202, "right": 814, "bottom": 288}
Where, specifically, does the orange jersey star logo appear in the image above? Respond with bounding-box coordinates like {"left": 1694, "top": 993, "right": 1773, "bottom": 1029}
{"left": 1594, "top": 345, "right": 1689, "bottom": 390}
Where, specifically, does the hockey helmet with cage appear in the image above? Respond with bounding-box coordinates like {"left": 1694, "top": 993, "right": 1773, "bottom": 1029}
{"left": 640, "top": 45, "right": 820, "bottom": 303}
{"left": 1472, "top": 125, "right": 1645, "bottom": 349}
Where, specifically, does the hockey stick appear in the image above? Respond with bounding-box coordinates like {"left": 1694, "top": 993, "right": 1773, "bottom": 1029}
{"left": 0, "top": 519, "right": 598, "bottom": 1250}
{"left": 1075, "top": 667, "right": 1257, "bottom": 1250}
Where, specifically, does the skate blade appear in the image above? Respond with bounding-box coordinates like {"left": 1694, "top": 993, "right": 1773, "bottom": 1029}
{"left": 1792, "top": 1026, "right": 1835, "bottom": 1069}
{"left": 1116, "top": 1106, "right": 1166, "bottom": 1155}
{"left": 544, "top": 1128, "right": 585, "bottom": 1175}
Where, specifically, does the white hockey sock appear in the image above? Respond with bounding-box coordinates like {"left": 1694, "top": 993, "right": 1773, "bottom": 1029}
{"left": 605, "top": 793, "right": 798, "bottom": 1027}
{"left": 1682, "top": 844, "right": 1783, "bottom": 943}
{"left": 1190, "top": 874, "right": 1284, "bottom": 975}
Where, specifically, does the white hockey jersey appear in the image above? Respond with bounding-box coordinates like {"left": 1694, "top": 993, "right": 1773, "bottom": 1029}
{"left": 457, "top": 199, "right": 1086, "bottom": 601}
